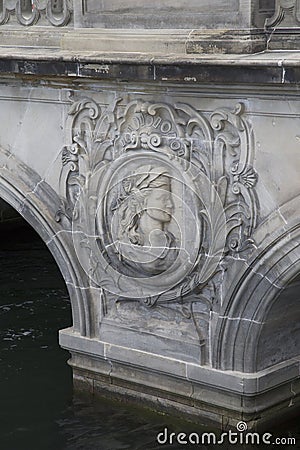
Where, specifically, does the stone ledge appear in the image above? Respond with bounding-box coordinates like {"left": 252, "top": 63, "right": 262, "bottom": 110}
{"left": 59, "top": 329, "right": 300, "bottom": 398}
{"left": 1, "top": 47, "right": 300, "bottom": 85}
{"left": 61, "top": 28, "right": 189, "bottom": 55}
{"left": 0, "top": 27, "right": 269, "bottom": 54}
{"left": 61, "top": 28, "right": 268, "bottom": 55}
{"left": 0, "top": 27, "right": 69, "bottom": 48}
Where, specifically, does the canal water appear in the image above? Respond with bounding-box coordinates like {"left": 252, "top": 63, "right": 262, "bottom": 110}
{"left": 0, "top": 222, "right": 299, "bottom": 450}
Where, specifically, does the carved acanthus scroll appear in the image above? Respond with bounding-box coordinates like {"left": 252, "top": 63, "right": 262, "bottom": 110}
{"left": 58, "top": 98, "right": 258, "bottom": 251}
{"left": 57, "top": 95, "right": 259, "bottom": 356}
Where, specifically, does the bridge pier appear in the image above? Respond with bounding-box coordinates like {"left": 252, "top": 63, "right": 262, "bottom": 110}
{"left": 0, "top": 0, "right": 299, "bottom": 430}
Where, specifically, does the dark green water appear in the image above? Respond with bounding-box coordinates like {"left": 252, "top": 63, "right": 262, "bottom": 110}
{"left": 0, "top": 224, "right": 299, "bottom": 450}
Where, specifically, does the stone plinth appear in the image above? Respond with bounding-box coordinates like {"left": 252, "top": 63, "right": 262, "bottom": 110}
{"left": 74, "top": 0, "right": 272, "bottom": 30}
{"left": 1, "top": 1, "right": 300, "bottom": 53}
{"left": 71, "top": 0, "right": 274, "bottom": 54}
{"left": 0, "top": 0, "right": 275, "bottom": 53}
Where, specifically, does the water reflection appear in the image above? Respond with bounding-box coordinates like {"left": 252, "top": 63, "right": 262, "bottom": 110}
{"left": 0, "top": 223, "right": 72, "bottom": 450}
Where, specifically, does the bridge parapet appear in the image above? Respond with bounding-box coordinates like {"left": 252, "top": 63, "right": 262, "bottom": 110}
{"left": 0, "top": 1, "right": 300, "bottom": 53}
{"left": 0, "top": 0, "right": 293, "bottom": 54}
{"left": 0, "top": 0, "right": 73, "bottom": 27}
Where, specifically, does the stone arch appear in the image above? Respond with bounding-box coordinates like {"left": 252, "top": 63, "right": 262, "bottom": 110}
{"left": 0, "top": 146, "right": 91, "bottom": 337}
{"left": 213, "top": 195, "right": 300, "bottom": 373}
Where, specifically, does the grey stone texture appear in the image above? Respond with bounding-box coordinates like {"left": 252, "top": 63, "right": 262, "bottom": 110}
{"left": 0, "top": 0, "right": 299, "bottom": 430}
{"left": 0, "top": 0, "right": 299, "bottom": 53}
{"left": 74, "top": 0, "right": 271, "bottom": 30}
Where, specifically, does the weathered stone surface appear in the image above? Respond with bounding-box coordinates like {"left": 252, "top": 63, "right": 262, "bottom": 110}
{"left": 0, "top": 0, "right": 299, "bottom": 52}
{"left": 0, "top": 1, "right": 299, "bottom": 430}
{"left": 0, "top": 72, "right": 299, "bottom": 426}
{"left": 0, "top": 0, "right": 276, "bottom": 54}
{"left": 64, "top": 332, "right": 300, "bottom": 428}
{"left": 74, "top": 0, "right": 273, "bottom": 31}
{"left": 1, "top": 48, "right": 300, "bottom": 85}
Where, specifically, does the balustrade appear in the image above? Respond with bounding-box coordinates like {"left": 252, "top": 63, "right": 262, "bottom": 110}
{"left": 0, "top": 0, "right": 72, "bottom": 26}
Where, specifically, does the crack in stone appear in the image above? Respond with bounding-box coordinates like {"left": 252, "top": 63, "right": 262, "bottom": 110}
{"left": 218, "top": 315, "right": 265, "bottom": 325}
{"left": 46, "top": 229, "right": 72, "bottom": 245}
{"left": 66, "top": 282, "right": 102, "bottom": 291}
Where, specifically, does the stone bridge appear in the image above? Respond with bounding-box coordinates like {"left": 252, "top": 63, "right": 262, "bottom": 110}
{"left": 0, "top": 0, "right": 299, "bottom": 429}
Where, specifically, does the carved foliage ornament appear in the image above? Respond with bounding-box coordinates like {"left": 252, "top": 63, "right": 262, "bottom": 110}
{"left": 0, "top": 0, "right": 73, "bottom": 26}
{"left": 57, "top": 96, "right": 258, "bottom": 319}
{"left": 266, "top": 0, "right": 300, "bottom": 27}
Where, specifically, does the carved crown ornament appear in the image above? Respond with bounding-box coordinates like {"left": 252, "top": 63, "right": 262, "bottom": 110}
{"left": 0, "top": 0, "right": 73, "bottom": 27}
{"left": 56, "top": 95, "right": 259, "bottom": 335}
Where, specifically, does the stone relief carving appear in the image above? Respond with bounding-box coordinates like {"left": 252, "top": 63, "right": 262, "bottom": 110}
{"left": 0, "top": 0, "right": 73, "bottom": 26}
{"left": 112, "top": 165, "right": 178, "bottom": 276}
{"left": 265, "top": 0, "right": 300, "bottom": 27}
{"left": 56, "top": 95, "right": 259, "bottom": 359}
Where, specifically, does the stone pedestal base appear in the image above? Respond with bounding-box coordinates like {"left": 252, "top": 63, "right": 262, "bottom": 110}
{"left": 61, "top": 28, "right": 268, "bottom": 55}
{"left": 60, "top": 328, "right": 300, "bottom": 430}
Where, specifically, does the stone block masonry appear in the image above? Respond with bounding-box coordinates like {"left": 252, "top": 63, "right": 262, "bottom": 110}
{"left": 0, "top": 0, "right": 299, "bottom": 430}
